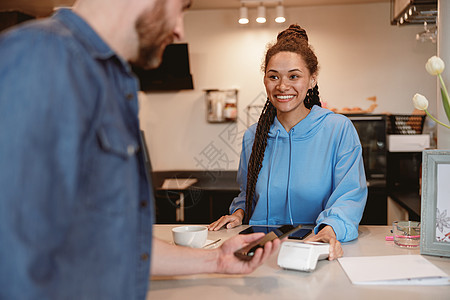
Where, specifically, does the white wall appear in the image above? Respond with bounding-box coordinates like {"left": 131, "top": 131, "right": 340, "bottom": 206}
{"left": 139, "top": 2, "right": 437, "bottom": 171}
{"left": 438, "top": 0, "right": 450, "bottom": 149}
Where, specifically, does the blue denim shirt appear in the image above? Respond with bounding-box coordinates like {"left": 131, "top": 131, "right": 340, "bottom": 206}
{"left": 0, "top": 9, "right": 153, "bottom": 300}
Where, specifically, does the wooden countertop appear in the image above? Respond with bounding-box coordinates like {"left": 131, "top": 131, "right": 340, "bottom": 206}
{"left": 147, "top": 225, "right": 450, "bottom": 300}
{"left": 153, "top": 170, "right": 239, "bottom": 192}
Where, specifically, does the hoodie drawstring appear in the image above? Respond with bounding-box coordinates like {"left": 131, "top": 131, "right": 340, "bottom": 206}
{"left": 287, "top": 129, "right": 294, "bottom": 225}
{"left": 266, "top": 130, "right": 280, "bottom": 225}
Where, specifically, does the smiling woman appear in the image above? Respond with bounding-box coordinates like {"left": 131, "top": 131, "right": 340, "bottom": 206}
{"left": 209, "top": 24, "right": 368, "bottom": 262}
{"left": 264, "top": 51, "right": 316, "bottom": 131}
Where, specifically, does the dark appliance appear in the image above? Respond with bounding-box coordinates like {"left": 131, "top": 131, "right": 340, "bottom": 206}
{"left": 132, "top": 43, "right": 194, "bottom": 91}
{"left": 346, "top": 114, "right": 388, "bottom": 225}
{"left": 0, "top": 11, "right": 35, "bottom": 33}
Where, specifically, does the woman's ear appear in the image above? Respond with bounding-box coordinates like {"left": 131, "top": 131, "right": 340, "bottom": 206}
{"left": 310, "top": 75, "right": 318, "bottom": 89}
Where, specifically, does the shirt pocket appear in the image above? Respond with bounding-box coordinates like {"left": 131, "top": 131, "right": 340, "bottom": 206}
{"left": 82, "top": 123, "right": 140, "bottom": 216}
{"left": 97, "top": 125, "right": 139, "bottom": 159}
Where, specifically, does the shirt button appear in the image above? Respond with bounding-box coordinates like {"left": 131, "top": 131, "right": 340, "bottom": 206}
{"left": 140, "top": 253, "right": 149, "bottom": 261}
{"left": 140, "top": 201, "right": 148, "bottom": 208}
{"left": 126, "top": 93, "right": 134, "bottom": 100}
{"left": 127, "top": 145, "right": 135, "bottom": 155}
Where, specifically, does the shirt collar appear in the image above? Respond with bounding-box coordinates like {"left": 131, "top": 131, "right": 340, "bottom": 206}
{"left": 52, "top": 8, "right": 117, "bottom": 61}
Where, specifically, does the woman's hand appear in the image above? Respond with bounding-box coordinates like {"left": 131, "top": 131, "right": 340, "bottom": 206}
{"left": 305, "top": 225, "right": 343, "bottom": 260}
{"left": 208, "top": 209, "right": 244, "bottom": 231}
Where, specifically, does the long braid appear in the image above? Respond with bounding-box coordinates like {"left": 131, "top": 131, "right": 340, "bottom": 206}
{"left": 244, "top": 99, "right": 276, "bottom": 223}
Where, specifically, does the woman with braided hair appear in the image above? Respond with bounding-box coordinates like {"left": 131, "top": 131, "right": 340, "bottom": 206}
{"left": 209, "top": 25, "right": 367, "bottom": 260}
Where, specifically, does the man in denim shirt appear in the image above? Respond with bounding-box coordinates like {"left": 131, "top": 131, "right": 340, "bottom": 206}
{"left": 0, "top": 0, "right": 280, "bottom": 299}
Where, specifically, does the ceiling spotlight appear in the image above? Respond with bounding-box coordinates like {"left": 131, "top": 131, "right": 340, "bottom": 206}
{"left": 275, "top": 3, "right": 286, "bottom": 23}
{"left": 256, "top": 4, "right": 266, "bottom": 24}
{"left": 239, "top": 5, "right": 249, "bottom": 24}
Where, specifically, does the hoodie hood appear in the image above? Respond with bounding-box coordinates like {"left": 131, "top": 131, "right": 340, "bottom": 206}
{"left": 268, "top": 105, "right": 333, "bottom": 140}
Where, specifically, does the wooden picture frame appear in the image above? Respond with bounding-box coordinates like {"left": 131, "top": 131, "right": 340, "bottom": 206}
{"left": 421, "top": 150, "right": 450, "bottom": 257}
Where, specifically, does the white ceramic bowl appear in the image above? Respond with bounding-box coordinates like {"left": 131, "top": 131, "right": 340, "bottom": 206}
{"left": 172, "top": 225, "right": 208, "bottom": 248}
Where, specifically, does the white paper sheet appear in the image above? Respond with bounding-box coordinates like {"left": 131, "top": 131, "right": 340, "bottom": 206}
{"left": 338, "top": 255, "right": 450, "bottom": 285}
{"left": 161, "top": 178, "right": 198, "bottom": 190}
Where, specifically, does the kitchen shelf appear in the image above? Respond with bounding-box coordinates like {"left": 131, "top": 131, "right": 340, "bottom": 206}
{"left": 389, "top": 190, "right": 421, "bottom": 221}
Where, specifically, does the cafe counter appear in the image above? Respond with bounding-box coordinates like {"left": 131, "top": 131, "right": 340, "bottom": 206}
{"left": 147, "top": 225, "right": 450, "bottom": 300}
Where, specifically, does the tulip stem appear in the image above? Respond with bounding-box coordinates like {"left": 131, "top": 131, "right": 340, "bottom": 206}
{"left": 438, "top": 74, "right": 449, "bottom": 105}
{"left": 425, "top": 109, "right": 450, "bottom": 129}
{"left": 438, "top": 73, "right": 450, "bottom": 123}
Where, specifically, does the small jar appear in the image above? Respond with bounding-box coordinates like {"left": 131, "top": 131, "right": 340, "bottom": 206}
{"left": 223, "top": 98, "right": 237, "bottom": 121}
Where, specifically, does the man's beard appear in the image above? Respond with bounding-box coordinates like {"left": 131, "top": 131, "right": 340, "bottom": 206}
{"left": 133, "top": 2, "right": 172, "bottom": 69}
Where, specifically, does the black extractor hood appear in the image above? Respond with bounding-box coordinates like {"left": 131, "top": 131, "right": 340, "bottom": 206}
{"left": 391, "top": 0, "right": 437, "bottom": 25}
{"left": 132, "top": 43, "right": 194, "bottom": 92}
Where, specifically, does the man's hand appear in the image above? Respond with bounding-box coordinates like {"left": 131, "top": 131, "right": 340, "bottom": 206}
{"left": 151, "top": 231, "right": 280, "bottom": 276}
{"left": 214, "top": 232, "right": 281, "bottom": 274}
{"left": 304, "top": 225, "right": 343, "bottom": 260}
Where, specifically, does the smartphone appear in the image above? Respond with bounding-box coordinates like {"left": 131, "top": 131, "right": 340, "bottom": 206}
{"left": 234, "top": 224, "right": 304, "bottom": 261}
{"left": 288, "top": 228, "right": 312, "bottom": 240}
{"left": 239, "top": 225, "right": 312, "bottom": 240}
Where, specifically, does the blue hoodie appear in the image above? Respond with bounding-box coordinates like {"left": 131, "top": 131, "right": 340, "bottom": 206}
{"left": 230, "top": 105, "right": 367, "bottom": 242}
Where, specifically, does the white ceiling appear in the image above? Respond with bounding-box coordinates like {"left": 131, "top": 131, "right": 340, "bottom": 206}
{"left": 1, "top": 0, "right": 389, "bottom": 17}
{"left": 191, "top": 0, "right": 388, "bottom": 10}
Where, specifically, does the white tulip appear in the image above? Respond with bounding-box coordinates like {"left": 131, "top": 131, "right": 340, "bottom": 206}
{"left": 425, "top": 56, "right": 445, "bottom": 76}
{"left": 412, "top": 93, "right": 429, "bottom": 110}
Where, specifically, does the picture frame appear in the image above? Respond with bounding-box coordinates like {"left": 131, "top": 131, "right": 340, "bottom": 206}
{"left": 420, "top": 149, "right": 450, "bottom": 257}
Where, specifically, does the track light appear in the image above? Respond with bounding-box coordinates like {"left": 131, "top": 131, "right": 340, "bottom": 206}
{"left": 275, "top": 3, "right": 285, "bottom": 23}
{"left": 256, "top": 4, "right": 266, "bottom": 24}
{"left": 239, "top": 5, "right": 249, "bottom": 24}
{"left": 239, "top": 1, "right": 284, "bottom": 25}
